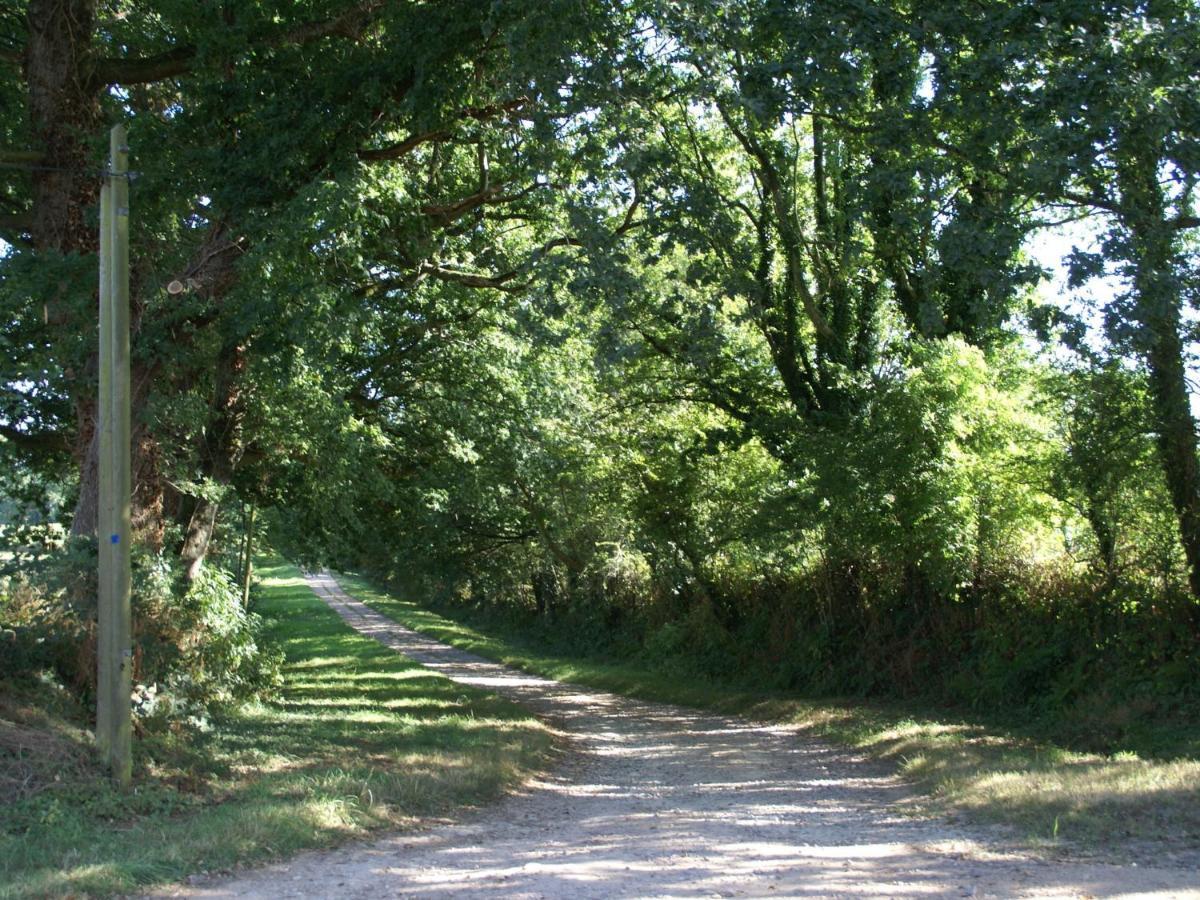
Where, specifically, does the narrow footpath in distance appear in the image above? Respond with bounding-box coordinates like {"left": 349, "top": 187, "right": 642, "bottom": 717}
{"left": 159, "top": 571, "right": 1200, "bottom": 899}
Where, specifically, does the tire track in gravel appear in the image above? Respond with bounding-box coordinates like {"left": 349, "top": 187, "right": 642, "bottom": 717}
{"left": 159, "top": 571, "right": 1200, "bottom": 899}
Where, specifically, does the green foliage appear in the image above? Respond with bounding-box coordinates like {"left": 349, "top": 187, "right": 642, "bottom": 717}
{"left": 138, "top": 562, "right": 284, "bottom": 711}
{"left": 0, "top": 540, "right": 280, "bottom": 717}
{"left": 2, "top": 0, "right": 1198, "bottom": 767}
{"left": 0, "top": 539, "right": 98, "bottom": 694}
{"left": 1047, "top": 363, "right": 1185, "bottom": 585}
{"left": 341, "top": 302, "right": 1198, "bottom": 718}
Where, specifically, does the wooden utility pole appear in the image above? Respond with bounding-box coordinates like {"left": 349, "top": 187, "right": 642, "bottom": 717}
{"left": 96, "top": 124, "right": 132, "bottom": 789}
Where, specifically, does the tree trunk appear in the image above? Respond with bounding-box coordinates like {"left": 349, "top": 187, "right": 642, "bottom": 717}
{"left": 1144, "top": 315, "right": 1200, "bottom": 595}
{"left": 25, "top": 0, "right": 99, "bottom": 259}
{"left": 73, "top": 418, "right": 101, "bottom": 538}
{"left": 23, "top": 1, "right": 169, "bottom": 545}
{"left": 175, "top": 339, "right": 249, "bottom": 580}
{"left": 241, "top": 505, "right": 255, "bottom": 606}
{"left": 1084, "top": 500, "right": 1118, "bottom": 585}
{"left": 532, "top": 570, "right": 549, "bottom": 617}
{"left": 24, "top": 0, "right": 104, "bottom": 539}
{"left": 71, "top": 363, "right": 165, "bottom": 542}
{"left": 1118, "top": 148, "right": 1200, "bottom": 597}
{"left": 179, "top": 499, "right": 217, "bottom": 582}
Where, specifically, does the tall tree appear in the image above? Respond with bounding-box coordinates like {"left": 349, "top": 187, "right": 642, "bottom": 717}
{"left": 1018, "top": 0, "right": 1200, "bottom": 593}
{"left": 2, "top": 0, "right": 627, "bottom": 575}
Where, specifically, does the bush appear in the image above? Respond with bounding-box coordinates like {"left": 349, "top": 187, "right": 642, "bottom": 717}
{"left": 0, "top": 540, "right": 281, "bottom": 721}
{"left": 148, "top": 564, "right": 283, "bottom": 710}
{"left": 0, "top": 538, "right": 98, "bottom": 696}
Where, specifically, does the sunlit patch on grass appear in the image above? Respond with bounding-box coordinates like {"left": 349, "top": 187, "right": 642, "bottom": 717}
{"left": 289, "top": 655, "right": 367, "bottom": 669}
{"left": 259, "top": 575, "right": 307, "bottom": 590}
{"left": 874, "top": 720, "right": 973, "bottom": 745}
{"left": 944, "top": 755, "right": 1200, "bottom": 841}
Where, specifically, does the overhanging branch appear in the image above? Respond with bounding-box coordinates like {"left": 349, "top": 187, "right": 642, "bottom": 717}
{"left": 90, "top": 0, "right": 385, "bottom": 87}
{"left": 0, "top": 150, "right": 42, "bottom": 165}
{"left": 422, "top": 263, "right": 524, "bottom": 291}
{"left": 357, "top": 98, "right": 529, "bottom": 166}
{"left": 0, "top": 212, "right": 33, "bottom": 244}
{"left": 0, "top": 424, "right": 70, "bottom": 454}
{"left": 358, "top": 129, "right": 452, "bottom": 162}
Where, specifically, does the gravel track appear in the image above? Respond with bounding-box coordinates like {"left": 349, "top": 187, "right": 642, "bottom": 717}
{"left": 158, "top": 572, "right": 1199, "bottom": 899}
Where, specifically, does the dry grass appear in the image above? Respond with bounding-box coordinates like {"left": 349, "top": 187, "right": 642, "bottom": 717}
{"left": 0, "top": 690, "right": 95, "bottom": 805}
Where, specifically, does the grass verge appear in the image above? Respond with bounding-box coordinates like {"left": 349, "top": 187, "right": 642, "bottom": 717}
{"left": 0, "top": 561, "right": 554, "bottom": 899}
{"left": 335, "top": 571, "right": 1200, "bottom": 860}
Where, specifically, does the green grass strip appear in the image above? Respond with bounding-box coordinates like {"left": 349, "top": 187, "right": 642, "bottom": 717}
{"left": 0, "top": 561, "right": 554, "bottom": 899}
{"left": 338, "top": 571, "right": 1200, "bottom": 857}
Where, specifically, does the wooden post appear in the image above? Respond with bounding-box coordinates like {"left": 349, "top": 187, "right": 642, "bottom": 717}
{"left": 241, "top": 505, "right": 256, "bottom": 607}
{"left": 95, "top": 165, "right": 113, "bottom": 766}
{"left": 97, "top": 124, "right": 132, "bottom": 789}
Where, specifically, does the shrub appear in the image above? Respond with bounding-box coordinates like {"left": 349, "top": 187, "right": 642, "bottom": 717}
{"left": 0, "top": 540, "right": 281, "bottom": 721}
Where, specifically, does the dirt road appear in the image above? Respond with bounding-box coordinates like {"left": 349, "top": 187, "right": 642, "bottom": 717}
{"left": 164, "top": 572, "right": 1199, "bottom": 899}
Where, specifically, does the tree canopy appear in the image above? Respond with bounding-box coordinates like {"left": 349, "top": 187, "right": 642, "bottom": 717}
{"left": 2, "top": 0, "right": 1199, "bottom": 712}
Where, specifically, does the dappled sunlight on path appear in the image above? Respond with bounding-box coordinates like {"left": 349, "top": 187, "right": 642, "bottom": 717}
{"left": 159, "top": 572, "right": 1200, "bottom": 899}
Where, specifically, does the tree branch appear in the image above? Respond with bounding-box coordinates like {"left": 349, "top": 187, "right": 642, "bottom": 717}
{"left": 0, "top": 212, "right": 33, "bottom": 244}
{"left": 1059, "top": 190, "right": 1198, "bottom": 230}
{"left": 358, "top": 129, "right": 451, "bottom": 162}
{"left": 90, "top": 44, "right": 196, "bottom": 86}
{"left": 714, "top": 98, "right": 833, "bottom": 342}
{"left": 449, "top": 515, "right": 537, "bottom": 545}
{"left": 90, "top": 0, "right": 385, "bottom": 86}
{"left": 421, "top": 183, "right": 518, "bottom": 226}
{"left": 1058, "top": 189, "right": 1119, "bottom": 215}
{"left": 0, "top": 424, "right": 70, "bottom": 454}
{"left": 421, "top": 263, "right": 524, "bottom": 291}
{"left": 357, "top": 98, "right": 528, "bottom": 165}
{"left": 0, "top": 150, "right": 42, "bottom": 165}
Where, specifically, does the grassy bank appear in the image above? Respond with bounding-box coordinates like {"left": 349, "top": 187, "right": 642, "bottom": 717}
{"left": 336, "top": 571, "right": 1200, "bottom": 858}
{"left": 0, "top": 561, "right": 554, "bottom": 899}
